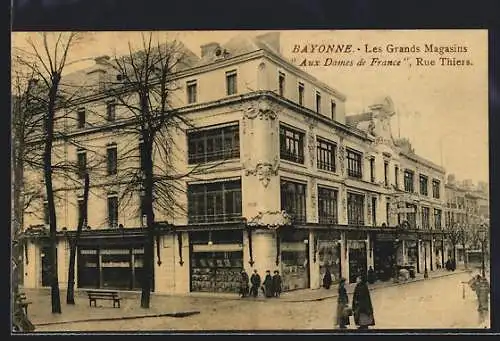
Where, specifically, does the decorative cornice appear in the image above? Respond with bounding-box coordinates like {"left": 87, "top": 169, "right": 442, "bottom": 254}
{"left": 247, "top": 210, "right": 292, "bottom": 229}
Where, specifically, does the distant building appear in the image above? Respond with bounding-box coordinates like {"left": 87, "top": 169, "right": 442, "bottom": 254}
{"left": 21, "top": 32, "right": 453, "bottom": 294}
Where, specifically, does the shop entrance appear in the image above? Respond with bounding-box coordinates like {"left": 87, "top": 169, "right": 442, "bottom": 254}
{"left": 348, "top": 243, "right": 367, "bottom": 284}
{"left": 190, "top": 251, "right": 243, "bottom": 293}
{"left": 41, "top": 246, "right": 56, "bottom": 287}
{"left": 373, "top": 240, "right": 395, "bottom": 282}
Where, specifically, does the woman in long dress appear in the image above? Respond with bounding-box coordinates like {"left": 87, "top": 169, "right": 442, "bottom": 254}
{"left": 336, "top": 278, "right": 350, "bottom": 329}
{"left": 352, "top": 274, "right": 375, "bottom": 329}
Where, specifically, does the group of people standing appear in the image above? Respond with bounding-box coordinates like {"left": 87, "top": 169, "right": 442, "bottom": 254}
{"left": 335, "top": 274, "right": 376, "bottom": 329}
{"left": 240, "top": 269, "right": 282, "bottom": 298}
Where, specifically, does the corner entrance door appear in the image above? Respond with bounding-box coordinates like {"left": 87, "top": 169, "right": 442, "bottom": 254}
{"left": 348, "top": 246, "right": 367, "bottom": 284}
{"left": 41, "top": 246, "right": 56, "bottom": 287}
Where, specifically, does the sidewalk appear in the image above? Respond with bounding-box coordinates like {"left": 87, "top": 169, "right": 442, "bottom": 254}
{"left": 21, "top": 268, "right": 468, "bottom": 328}
{"left": 278, "top": 268, "right": 469, "bottom": 302}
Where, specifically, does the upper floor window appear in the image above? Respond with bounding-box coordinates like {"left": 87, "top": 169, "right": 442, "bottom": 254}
{"left": 422, "top": 206, "right": 430, "bottom": 229}
{"left": 298, "top": 82, "right": 304, "bottom": 106}
{"left": 139, "top": 194, "right": 147, "bottom": 227}
{"left": 278, "top": 72, "right": 286, "bottom": 97}
{"left": 432, "top": 179, "right": 441, "bottom": 199}
{"left": 77, "top": 149, "right": 87, "bottom": 179}
{"left": 43, "top": 201, "right": 49, "bottom": 225}
{"left": 77, "top": 197, "right": 86, "bottom": 226}
{"left": 106, "top": 101, "right": 116, "bottom": 122}
{"left": 347, "top": 192, "right": 364, "bottom": 225}
{"left": 419, "top": 175, "right": 428, "bottom": 196}
{"left": 107, "top": 194, "right": 118, "bottom": 228}
{"left": 188, "top": 124, "right": 240, "bottom": 164}
{"left": 384, "top": 161, "right": 389, "bottom": 187}
{"left": 280, "top": 125, "right": 304, "bottom": 164}
{"left": 347, "top": 149, "right": 362, "bottom": 178}
{"left": 369, "top": 157, "right": 375, "bottom": 183}
{"left": 77, "top": 108, "right": 85, "bottom": 129}
{"left": 395, "top": 165, "right": 399, "bottom": 189}
{"left": 138, "top": 140, "right": 146, "bottom": 169}
{"left": 331, "top": 100, "right": 337, "bottom": 120}
{"left": 318, "top": 187, "right": 338, "bottom": 224}
{"left": 187, "top": 180, "right": 242, "bottom": 224}
{"left": 434, "top": 208, "right": 442, "bottom": 229}
{"left": 315, "top": 91, "right": 321, "bottom": 113}
{"left": 316, "top": 138, "right": 336, "bottom": 172}
{"left": 226, "top": 70, "right": 237, "bottom": 95}
{"left": 187, "top": 80, "right": 197, "bottom": 104}
{"left": 280, "top": 180, "right": 307, "bottom": 223}
{"left": 106, "top": 144, "right": 117, "bottom": 175}
{"left": 404, "top": 169, "right": 414, "bottom": 193}
{"left": 406, "top": 203, "right": 417, "bottom": 228}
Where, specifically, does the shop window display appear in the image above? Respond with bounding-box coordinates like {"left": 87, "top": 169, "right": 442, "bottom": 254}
{"left": 281, "top": 250, "right": 309, "bottom": 291}
{"left": 318, "top": 241, "right": 341, "bottom": 284}
{"left": 190, "top": 251, "right": 243, "bottom": 293}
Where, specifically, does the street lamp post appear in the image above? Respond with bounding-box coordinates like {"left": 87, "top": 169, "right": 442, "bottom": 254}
{"left": 422, "top": 239, "right": 428, "bottom": 279}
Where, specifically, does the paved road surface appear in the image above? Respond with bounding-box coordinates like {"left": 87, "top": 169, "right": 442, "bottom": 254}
{"left": 35, "top": 272, "right": 489, "bottom": 331}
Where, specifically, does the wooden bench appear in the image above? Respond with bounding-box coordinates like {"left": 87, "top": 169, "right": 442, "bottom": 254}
{"left": 87, "top": 290, "right": 121, "bottom": 308}
{"left": 16, "top": 293, "right": 33, "bottom": 316}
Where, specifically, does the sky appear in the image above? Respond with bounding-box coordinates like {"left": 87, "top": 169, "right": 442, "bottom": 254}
{"left": 11, "top": 30, "right": 489, "bottom": 184}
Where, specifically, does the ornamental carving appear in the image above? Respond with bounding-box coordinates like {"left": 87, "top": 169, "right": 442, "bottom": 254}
{"left": 247, "top": 210, "right": 292, "bottom": 229}
{"left": 308, "top": 131, "right": 316, "bottom": 168}
{"left": 245, "top": 97, "right": 278, "bottom": 121}
{"left": 310, "top": 178, "right": 317, "bottom": 211}
{"left": 244, "top": 158, "right": 279, "bottom": 188}
{"left": 338, "top": 140, "right": 345, "bottom": 176}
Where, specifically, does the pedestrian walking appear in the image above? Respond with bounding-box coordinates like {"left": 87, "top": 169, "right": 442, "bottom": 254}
{"left": 367, "top": 266, "right": 376, "bottom": 284}
{"left": 263, "top": 270, "right": 273, "bottom": 298}
{"left": 239, "top": 270, "right": 250, "bottom": 298}
{"left": 323, "top": 267, "right": 332, "bottom": 289}
{"left": 476, "top": 276, "right": 490, "bottom": 323}
{"left": 272, "top": 270, "right": 282, "bottom": 297}
{"left": 352, "top": 274, "right": 375, "bottom": 329}
{"left": 336, "top": 278, "right": 350, "bottom": 329}
{"left": 250, "top": 269, "right": 261, "bottom": 298}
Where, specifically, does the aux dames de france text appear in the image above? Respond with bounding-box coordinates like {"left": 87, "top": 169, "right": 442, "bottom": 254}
{"left": 291, "top": 43, "right": 472, "bottom": 68}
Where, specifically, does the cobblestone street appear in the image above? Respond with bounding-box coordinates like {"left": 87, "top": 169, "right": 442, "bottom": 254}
{"left": 31, "top": 270, "right": 489, "bottom": 332}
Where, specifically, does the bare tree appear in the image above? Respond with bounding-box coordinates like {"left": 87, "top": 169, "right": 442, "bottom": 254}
{"left": 13, "top": 32, "right": 89, "bottom": 314}
{"left": 101, "top": 32, "right": 217, "bottom": 308}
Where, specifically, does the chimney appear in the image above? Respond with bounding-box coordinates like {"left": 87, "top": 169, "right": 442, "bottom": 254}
{"left": 200, "top": 42, "right": 221, "bottom": 58}
{"left": 256, "top": 32, "right": 281, "bottom": 53}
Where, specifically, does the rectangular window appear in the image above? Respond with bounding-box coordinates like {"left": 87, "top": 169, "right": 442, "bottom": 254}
{"left": 395, "top": 165, "right": 399, "bottom": 189}
{"left": 298, "top": 82, "right": 304, "bottom": 106}
{"left": 371, "top": 197, "right": 377, "bottom": 226}
{"left": 432, "top": 179, "right": 441, "bottom": 199}
{"left": 77, "top": 197, "right": 86, "bottom": 226}
{"left": 404, "top": 169, "right": 414, "bottom": 193}
{"left": 187, "top": 180, "right": 242, "bottom": 224}
{"left": 138, "top": 140, "right": 146, "bottom": 169}
{"left": 280, "top": 125, "right": 304, "bottom": 164}
{"left": 187, "top": 80, "right": 197, "bottom": 104}
{"left": 331, "top": 100, "right": 337, "bottom": 120}
{"left": 43, "top": 201, "right": 49, "bottom": 225}
{"left": 422, "top": 206, "right": 430, "bottom": 229}
{"left": 316, "top": 138, "right": 336, "bottom": 172}
{"left": 106, "top": 144, "right": 117, "bottom": 175}
{"left": 77, "top": 108, "right": 85, "bottom": 129}
{"left": 77, "top": 149, "right": 87, "bottom": 179}
{"left": 140, "top": 195, "right": 146, "bottom": 227}
{"left": 315, "top": 91, "right": 321, "bottom": 113}
{"left": 107, "top": 195, "right": 118, "bottom": 228}
{"left": 226, "top": 70, "right": 237, "bottom": 95}
{"left": 420, "top": 175, "right": 428, "bottom": 196}
{"left": 106, "top": 101, "right": 116, "bottom": 122}
{"left": 386, "top": 201, "right": 390, "bottom": 225}
{"left": 347, "top": 149, "right": 363, "bottom": 178}
{"left": 187, "top": 124, "right": 240, "bottom": 164}
{"left": 384, "top": 161, "right": 389, "bottom": 187}
{"left": 278, "top": 72, "right": 285, "bottom": 97}
{"left": 406, "top": 203, "right": 417, "bottom": 228}
{"left": 434, "top": 208, "right": 442, "bottom": 229}
{"left": 347, "top": 192, "right": 364, "bottom": 225}
{"left": 281, "top": 180, "right": 307, "bottom": 223}
{"left": 370, "top": 157, "right": 375, "bottom": 183}
{"left": 318, "top": 187, "right": 338, "bottom": 224}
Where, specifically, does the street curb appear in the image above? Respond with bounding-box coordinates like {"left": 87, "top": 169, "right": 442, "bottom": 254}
{"left": 281, "top": 270, "right": 468, "bottom": 303}
{"left": 34, "top": 310, "right": 201, "bottom": 327}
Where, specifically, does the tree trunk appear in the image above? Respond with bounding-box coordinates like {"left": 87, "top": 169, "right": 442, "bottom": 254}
{"left": 140, "top": 138, "right": 154, "bottom": 309}
{"left": 66, "top": 173, "right": 89, "bottom": 304}
{"left": 44, "top": 76, "right": 62, "bottom": 314}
